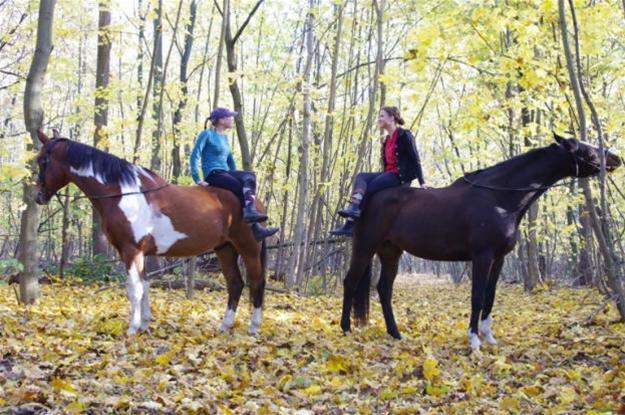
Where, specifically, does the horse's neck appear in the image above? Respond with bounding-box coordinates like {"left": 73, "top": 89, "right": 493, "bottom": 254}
{"left": 495, "top": 149, "right": 571, "bottom": 214}
{"left": 66, "top": 170, "right": 118, "bottom": 212}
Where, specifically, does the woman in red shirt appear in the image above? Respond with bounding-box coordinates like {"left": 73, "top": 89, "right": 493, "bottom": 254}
{"left": 331, "top": 106, "right": 427, "bottom": 236}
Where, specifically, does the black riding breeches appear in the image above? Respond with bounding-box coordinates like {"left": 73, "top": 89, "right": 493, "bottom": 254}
{"left": 205, "top": 170, "right": 257, "bottom": 207}
{"left": 353, "top": 172, "right": 401, "bottom": 203}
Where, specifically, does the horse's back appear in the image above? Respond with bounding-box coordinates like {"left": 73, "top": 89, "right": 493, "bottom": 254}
{"left": 137, "top": 183, "right": 246, "bottom": 256}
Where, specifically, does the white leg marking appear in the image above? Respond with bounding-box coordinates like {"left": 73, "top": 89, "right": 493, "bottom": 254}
{"left": 479, "top": 315, "right": 497, "bottom": 345}
{"left": 469, "top": 329, "right": 481, "bottom": 350}
{"left": 248, "top": 307, "right": 263, "bottom": 335}
{"left": 220, "top": 308, "right": 236, "bottom": 332}
{"left": 139, "top": 279, "right": 151, "bottom": 331}
{"left": 126, "top": 263, "right": 144, "bottom": 335}
{"left": 118, "top": 169, "right": 187, "bottom": 254}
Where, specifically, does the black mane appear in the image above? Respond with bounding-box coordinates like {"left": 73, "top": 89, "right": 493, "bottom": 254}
{"left": 49, "top": 139, "right": 155, "bottom": 185}
{"left": 463, "top": 145, "right": 557, "bottom": 181}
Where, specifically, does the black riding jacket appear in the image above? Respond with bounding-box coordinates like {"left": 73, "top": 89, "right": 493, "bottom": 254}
{"left": 381, "top": 128, "right": 425, "bottom": 185}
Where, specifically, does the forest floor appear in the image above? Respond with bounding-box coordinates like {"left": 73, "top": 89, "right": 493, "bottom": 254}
{"left": 0, "top": 275, "right": 624, "bottom": 414}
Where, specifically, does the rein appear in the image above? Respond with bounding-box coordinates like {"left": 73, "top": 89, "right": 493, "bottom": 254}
{"left": 462, "top": 152, "right": 601, "bottom": 192}
{"left": 56, "top": 183, "right": 170, "bottom": 201}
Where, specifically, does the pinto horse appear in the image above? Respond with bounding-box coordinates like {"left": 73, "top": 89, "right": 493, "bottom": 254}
{"left": 35, "top": 129, "right": 269, "bottom": 335}
{"left": 341, "top": 133, "right": 621, "bottom": 350}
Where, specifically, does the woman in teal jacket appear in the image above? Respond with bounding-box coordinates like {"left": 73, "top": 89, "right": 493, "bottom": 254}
{"left": 190, "top": 107, "right": 278, "bottom": 240}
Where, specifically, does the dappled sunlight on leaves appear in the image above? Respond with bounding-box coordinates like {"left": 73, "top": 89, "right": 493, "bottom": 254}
{"left": 1, "top": 278, "right": 624, "bottom": 413}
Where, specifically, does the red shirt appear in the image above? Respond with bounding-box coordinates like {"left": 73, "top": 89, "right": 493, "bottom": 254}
{"left": 384, "top": 128, "right": 399, "bottom": 173}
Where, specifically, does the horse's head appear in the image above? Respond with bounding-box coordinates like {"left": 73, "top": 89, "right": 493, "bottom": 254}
{"left": 35, "top": 129, "right": 70, "bottom": 205}
{"left": 554, "top": 132, "right": 621, "bottom": 178}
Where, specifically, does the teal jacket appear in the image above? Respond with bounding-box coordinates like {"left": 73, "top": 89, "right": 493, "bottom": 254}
{"left": 189, "top": 128, "right": 237, "bottom": 182}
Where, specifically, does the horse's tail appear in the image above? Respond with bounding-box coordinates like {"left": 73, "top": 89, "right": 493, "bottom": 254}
{"left": 352, "top": 260, "right": 373, "bottom": 326}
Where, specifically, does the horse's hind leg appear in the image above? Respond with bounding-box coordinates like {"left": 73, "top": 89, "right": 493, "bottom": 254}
{"left": 479, "top": 255, "right": 504, "bottom": 345}
{"left": 376, "top": 245, "right": 403, "bottom": 339}
{"left": 469, "top": 252, "right": 495, "bottom": 350}
{"left": 235, "top": 239, "right": 265, "bottom": 335}
{"left": 215, "top": 243, "right": 244, "bottom": 332}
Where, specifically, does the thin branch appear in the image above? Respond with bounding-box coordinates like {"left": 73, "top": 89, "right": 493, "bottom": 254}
{"left": 232, "top": 0, "right": 265, "bottom": 45}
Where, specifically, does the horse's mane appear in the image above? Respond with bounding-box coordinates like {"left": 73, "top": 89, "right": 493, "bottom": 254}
{"left": 50, "top": 138, "right": 156, "bottom": 185}
{"left": 462, "top": 145, "right": 555, "bottom": 181}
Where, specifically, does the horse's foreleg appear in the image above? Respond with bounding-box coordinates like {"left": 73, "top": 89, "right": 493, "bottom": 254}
{"left": 377, "top": 246, "right": 403, "bottom": 339}
{"left": 140, "top": 274, "right": 151, "bottom": 332}
{"left": 479, "top": 255, "right": 504, "bottom": 345}
{"left": 469, "top": 252, "right": 495, "bottom": 350}
{"left": 215, "top": 243, "right": 244, "bottom": 332}
{"left": 125, "top": 251, "right": 145, "bottom": 335}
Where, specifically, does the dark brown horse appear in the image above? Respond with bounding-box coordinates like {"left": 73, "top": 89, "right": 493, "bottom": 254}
{"left": 341, "top": 133, "right": 621, "bottom": 350}
{"left": 35, "top": 130, "right": 268, "bottom": 335}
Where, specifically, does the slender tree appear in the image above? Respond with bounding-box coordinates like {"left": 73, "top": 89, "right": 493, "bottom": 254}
{"left": 19, "top": 0, "right": 57, "bottom": 304}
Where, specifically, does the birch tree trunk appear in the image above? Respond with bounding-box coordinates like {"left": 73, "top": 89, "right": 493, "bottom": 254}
{"left": 19, "top": 0, "right": 57, "bottom": 304}
{"left": 287, "top": 0, "right": 314, "bottom": 288}
{"left": 150, "top": 0, "right": 163, "bottom": 171}
{"left": 558, "top": 0, "right": 625, "bottom": 320}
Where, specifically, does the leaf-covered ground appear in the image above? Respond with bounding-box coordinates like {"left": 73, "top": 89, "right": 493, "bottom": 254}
{"left": 1, "top": 276, "right": 624, "bottom": 414}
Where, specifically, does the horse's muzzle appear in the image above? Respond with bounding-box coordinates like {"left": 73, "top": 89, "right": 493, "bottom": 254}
{"left": 607, "top": 151, "right": 622, "bottom": 172}
{"left": 35, "top": 191, "right": 50, "bottom": 205}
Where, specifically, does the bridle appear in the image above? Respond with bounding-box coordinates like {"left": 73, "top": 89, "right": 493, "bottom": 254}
{"left": 37, "top": 138, "right": 169, "bottom": 202}
{"left": 462, "top": 148, "right": 606, "bottom": 192}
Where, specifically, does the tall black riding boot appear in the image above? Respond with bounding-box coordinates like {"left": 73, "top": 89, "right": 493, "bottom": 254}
{"left": 251, "top": 223, "right": 279, "bottom": 240}
{"left": 330, "top": 219, "right": 354, "bottom": 237}
{"left": 338, "top": 192, "right": 363, "bottom": 219}
{"left": 243, "top": 204, "right": 268, "bottom": 223}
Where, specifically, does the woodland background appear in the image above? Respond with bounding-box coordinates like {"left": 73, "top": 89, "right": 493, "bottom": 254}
{"left": 0, "top": 0, "right": 624, "bottom": 301}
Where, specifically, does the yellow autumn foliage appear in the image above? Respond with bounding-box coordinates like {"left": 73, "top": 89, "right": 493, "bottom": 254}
{"left": 0, "top": 276, "right": 624, "bottom": 413}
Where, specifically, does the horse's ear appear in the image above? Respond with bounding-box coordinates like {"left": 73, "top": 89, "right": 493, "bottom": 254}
{"left": 564, "top": 138, "right": 580, "bottom": 152}
{"left": 37, "top": 128, "right": 49, "bottom": 144}
{"left": 52, "top": 128, "right": 61, "bottom": 139}
{"left": 553, "top": 131, "right": 566, "bottom": 145}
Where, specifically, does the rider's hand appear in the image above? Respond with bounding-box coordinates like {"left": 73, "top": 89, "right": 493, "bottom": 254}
{"left": 198, "top": 180, "right": 209, "bottom": 187}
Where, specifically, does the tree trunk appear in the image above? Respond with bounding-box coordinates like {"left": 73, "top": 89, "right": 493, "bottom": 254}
{"left": 223, "top": 0, "right": 265, "bottom": 171}
{"left": 311, "top": 2, "right": 343, "bottom": 282}
{"left": 172, "top": 0, "right": 197, "bottom": 182}
{"left": 92, "top": 0, "right": 111, "bottom": 257}
{"left": 559, "top": 0, "right": 625, "bottom": 320}
{"left": 19, "top": 0, "right": 57, "bottom": 304}
{"left": 288, "top": 0, "right": 314, "bottom": 288}
{"left": 213, "top": 0, "right": 227, "bottom": 109}
{"left": 150, "top": 0, "right": 163, "bottom": 171}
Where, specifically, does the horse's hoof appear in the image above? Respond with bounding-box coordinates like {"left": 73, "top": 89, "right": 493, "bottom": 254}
{"left": 469, "top": 332, "right": 481, "bottom": 350}
{"left": 248, "top": 326, "right": 260, "bottom": 336}
{"left": 219, "top": 324, "right": 232, "bottom": 332}
{"left": 484, "top": 334, "right": 497, "bottom": 345}
{"left": 127, "top": 326, "right": 139, "bottom": 336}
{"left": 388, "top": 331, "right": 402, "bottom": 340}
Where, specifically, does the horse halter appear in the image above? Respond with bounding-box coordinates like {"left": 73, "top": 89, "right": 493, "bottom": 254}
{"left": 569, "top": 148, "right": 606, "bottom": 178}
{"left": 37, "top": 138, "right": 66, "bottom": 200}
